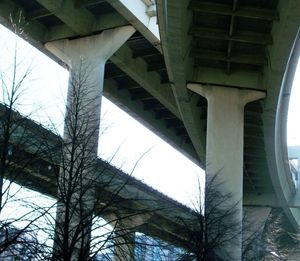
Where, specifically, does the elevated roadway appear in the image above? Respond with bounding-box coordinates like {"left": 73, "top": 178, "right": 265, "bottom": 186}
{"left": 0, "top": 104, "right": 198, "bottom": 253}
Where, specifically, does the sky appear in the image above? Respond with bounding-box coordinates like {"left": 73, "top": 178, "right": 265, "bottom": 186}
{"left": 0, "top": 23, "right": 299, "bottom": 207}
{"left": 0, "top": 24, "right": 203, "bottom": 207}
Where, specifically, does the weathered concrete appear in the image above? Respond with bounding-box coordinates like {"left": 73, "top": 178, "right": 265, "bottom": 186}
{"left": 46, "top": 26, "right": 135, "bottom": 260}
{"left": 188, "top": 83, "right": 265, "bottom": 260}
{"left": 113, "top": 219, "right": 135, "bottom": 261}
{"left": 243, "top": 207, "right": 271, "bottom": 260}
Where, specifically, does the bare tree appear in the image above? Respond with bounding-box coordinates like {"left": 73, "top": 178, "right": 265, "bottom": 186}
{"left": 166, "top": 174, "right": 300, "bottom": 261}
{"left": 0, "top": 13, "right": 65, "bottom": 259}
{"left": 0, "top": 30, "right": 54, "bottom": 261}
{"left": 173, "top": 173, "right": 242, "bottom": 261}
{"left": 28, "top": 61, "right": 157, "bottom": 261}
{"left": 0, "top": 47, "right": 161, "bottom": 259}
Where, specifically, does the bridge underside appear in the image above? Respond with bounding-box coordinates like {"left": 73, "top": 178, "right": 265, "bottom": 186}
{"left": 156, "top": 0, "right": 300, "bottom": 219}
{"left": 0, "top": 0, "right": 300, "bottom": 259}
{"left": 0, "top": 0, "right": 291, "bottom": 204}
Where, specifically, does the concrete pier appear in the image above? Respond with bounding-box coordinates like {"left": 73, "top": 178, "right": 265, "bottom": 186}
{"left": 188, "top": 83, "right": 265, "bottom": 260}
{"left": 46, "top": 26, "right": 135, "bottom": 260}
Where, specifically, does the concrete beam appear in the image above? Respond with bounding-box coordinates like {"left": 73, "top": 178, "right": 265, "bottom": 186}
{"left": 156, "top": 0, "right": 207, "bottom": 164}
{"left": 110, "top": 44, "right": 181, "bottom": 119}
{"left": 0, "top": 0, "right": 47, "bottom": 43}
{"left": 191, "top": 49, "right": 268, "bottom": 66}
{"left": 45, "top": 12, "right": 128, "bottom": 42}
{"left": 36, "top": 0, "right": 95, "bottom": 35}
{"left": 188, "top": 1, "right": 279, "bottom": 20}
{"left": 108, "top": 0, "right": 161, "bottom": 51}
{"left": 189, "top": 26, "right": 273, "bottom": 45}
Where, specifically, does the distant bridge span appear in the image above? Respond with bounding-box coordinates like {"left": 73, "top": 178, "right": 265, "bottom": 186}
{"left": 0, "top": 104, "right": 198, "bottom": 253}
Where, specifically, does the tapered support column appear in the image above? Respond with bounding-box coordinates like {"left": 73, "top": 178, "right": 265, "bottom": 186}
{"left": 104, "top": 213, "right": 140, "bottom": 261}
{"left": 113, "top": 224, "right": 135, "bottom": 261}
{"left": 46, "top": 26, "right": 135, "bottom": 260}
{"left": 243, "top": 207, "right": 271, "bottom": 260}
{"left": 188, "top": 83, "right": 265, "bottom": 260}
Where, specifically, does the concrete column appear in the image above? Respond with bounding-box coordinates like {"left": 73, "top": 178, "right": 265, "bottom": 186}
{"left": 187, "top": 83, "right": 265, "bottom": 260}
{"left": 243, "top": 207, "right": 271, "bottom": 260}
{"left": 104, "top": 212, "right": 149, "bottom": 261}
{"left": 46, "top": 26, "right": 135, "bottom": 260}
{"left": 113, "top": 224, "right": 135, "bottom": 261}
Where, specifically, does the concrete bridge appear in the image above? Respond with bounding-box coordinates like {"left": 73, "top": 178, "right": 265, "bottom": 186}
{"left": 0, "top": 0, "right": 300, "bottom": 259}
{"left": 0, "top": 103, "right": 199, "bottom": 255}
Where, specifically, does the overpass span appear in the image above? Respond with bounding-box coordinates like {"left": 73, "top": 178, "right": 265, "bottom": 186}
{"left": 0, "top": 104, "right": 198, "bottom": 253}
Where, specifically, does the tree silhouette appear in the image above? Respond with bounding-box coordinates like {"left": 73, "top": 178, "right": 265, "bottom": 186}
{"left": 174, "top": 173, "right": 241, "bottom": 261}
